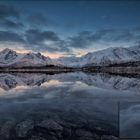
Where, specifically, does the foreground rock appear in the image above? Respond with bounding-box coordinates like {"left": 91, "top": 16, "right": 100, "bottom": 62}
{"left": 0, "top": 118, "right": 117, "bottom": 140}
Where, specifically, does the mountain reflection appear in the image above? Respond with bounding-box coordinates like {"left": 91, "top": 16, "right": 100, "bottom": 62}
{"left": 0, "top": 72, "right": 140, "bottom": 140}
{"left": 0, "top": 72, "right": 140, "bottom": 92}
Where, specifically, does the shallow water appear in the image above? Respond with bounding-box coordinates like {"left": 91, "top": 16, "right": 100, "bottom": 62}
{"left": 0, "top": 72, "right": 139, "bottom": 140}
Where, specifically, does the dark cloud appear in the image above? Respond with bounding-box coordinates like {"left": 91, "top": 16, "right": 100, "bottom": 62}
{"left": 0, "top": 31, "right": 24, "bottom": 42}
{"left": 0, "top": 27, "right": 140, "bottom": 54}
{"left": 0, "top": 4, "right": 19, "bottom": 19}
{"left": 0, "top": 4, "right": 24, "bottom": 29}
{"left": 67, "top": 31, "right": 95, "bottom": 48}
{"left": 25, "top": 29, "right": 69, "bottom": 52}
{"left": 67, "top": 29, "right": 140, "bottom": 48}
{"left": 25, "top": 29, "right": 60, "bottom": 44}
{"left": 0, "top": 19, "right": 24, "bottom": 29}
{"left": 27, "top": 13, "right": 58, "bottom": 28}
{"left": 0, "top": 28, "right": 69, "bottom": 53}
{"left": 94, "top": 29, "right": 133, "bottom": 42}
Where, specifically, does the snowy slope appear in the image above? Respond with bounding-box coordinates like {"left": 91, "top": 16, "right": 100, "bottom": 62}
{"left": 54, "top": 56, "right": 81, "bottom": 67}
{"left": 0, "top": 48, "right": 20, "bottom": 65}
{"left": 55, "top": 46, "right": 140, "bottom": 67}
{"left": 83, "top": 46, "right": 140, "bottom": 66}
{"left": 0, "top": 48, "right": 53, "bottom": 67}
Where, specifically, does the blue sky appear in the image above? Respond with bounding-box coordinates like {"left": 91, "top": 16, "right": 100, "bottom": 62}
{"left": 0, "top": 0, "right": 140, "bottom": 57}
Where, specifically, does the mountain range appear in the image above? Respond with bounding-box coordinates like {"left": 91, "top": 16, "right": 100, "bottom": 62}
{"left": 0, "top": 46, "right": 140, "bottom": 68}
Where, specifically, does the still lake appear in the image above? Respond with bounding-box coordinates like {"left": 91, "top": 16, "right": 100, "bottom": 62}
{"left": 0, "top": 72, "right": 140, "bottom": 140}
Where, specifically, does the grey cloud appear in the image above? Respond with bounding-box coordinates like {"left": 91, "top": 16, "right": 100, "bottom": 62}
{"left": 67, "top": 29, "right": 140, "bottom": 49}
{"left": 0, "top": 4, "right": 19, "bottom": 19}
{"left": 27, "top": 13, "right": 59, "bottom": 28}
{"left": 67, "top": 31, "right": 95, "bottom": 48}
{"left": 0, "top": 4, "right": 24, "bottom": 29}
{"left": 0, "top": 19, "right": 24, "bottom": 29}
{"left": 25, "top": 29, "right": 60, "bottom": 44}
{"left": 0, "top": 29, "right": 69, "bottom": 53}
{"left": 0, "top": 27, "right": 140, "bottom": 54}
{"left": 0, "top": 31, "right": 24, "bottom": 42}
{"left": 25, "top": 29, "right": 69, "bottom": 52}
{"left": 94, "top": 29, "right": 133, "bottom": 41}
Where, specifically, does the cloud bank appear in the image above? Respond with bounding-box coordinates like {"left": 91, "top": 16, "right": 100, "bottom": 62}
{"left": 0, "top": 3, "right": 140, "bottom": 57}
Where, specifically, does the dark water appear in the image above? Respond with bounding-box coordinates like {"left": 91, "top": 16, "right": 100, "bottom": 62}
{"left": 0, "top": 72, "right": 140, "bottom": 140}
{"left": 120, "top": 102, "right": 140, "bottom": 139}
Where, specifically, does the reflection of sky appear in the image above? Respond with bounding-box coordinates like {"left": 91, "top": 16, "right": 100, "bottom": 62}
{"left": 120, "top": 102, "right": 140, "bottom": 138}
{"left": 0, "top": 72, "right": 140, "bottom": 103}
{"left": 0, "top": 72, "right": 140, "bottom": 138}
{"left": 0, "top": 73, "right": 120, "bottom": 137}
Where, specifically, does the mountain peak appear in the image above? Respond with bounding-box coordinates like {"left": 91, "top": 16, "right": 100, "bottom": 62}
{"left": 3, "top": 48, "right": 11, "bottom": 51}
{"left": 0, "top": 48, "right": 17, "bottom": 55}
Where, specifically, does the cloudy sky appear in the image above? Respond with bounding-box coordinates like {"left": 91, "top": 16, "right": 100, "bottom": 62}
{"left": 0, "top": 0, "right": 140, "bottom": 58}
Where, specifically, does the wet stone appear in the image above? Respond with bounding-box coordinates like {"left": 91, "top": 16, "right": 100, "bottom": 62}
{"left": 79, "top": 137, "right": 97, "bottom": 140}
{"left": 0, "top": 120, "right": 15, "bottom": 139}
{"left": 29, "top": 135, "right": 57, "bottom": 140}
{"left": 38, "top": 119, "right": 63, "bottom": 131}
{"left": 75, "top": 129, "right": 93, "bottom": 137}
{"left": 101, "top": 135, "right": 118, "bottom": 140}
{"left": 63, "top": 128, "right": 72, "bottom": 137}
{"left": 16, "top": 119, "right": 34, "bottom": 137}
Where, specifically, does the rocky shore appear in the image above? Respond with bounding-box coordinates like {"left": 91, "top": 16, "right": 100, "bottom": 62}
{"left": 0, "top": 118, "right": 118, "bottom": 140}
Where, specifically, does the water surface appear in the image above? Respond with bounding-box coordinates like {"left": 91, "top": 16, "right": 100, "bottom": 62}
{"left": 0, "top": 72, "right": 140, "bottom": 140}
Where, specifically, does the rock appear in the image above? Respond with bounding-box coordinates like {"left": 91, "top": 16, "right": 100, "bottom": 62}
{"left": 79, "top": 137, "right": 96, "bottom": 140}
{"left": 16, "top": 119, "right": 34, "bottom": 137}
{"left": 29, "top": 136, "right": 46, "bottom": 140}
{"left": 0, "top": 120, "right": 15, "bottom": 139}
{"left": 63, "top": 128, "right": 72, "bottom": 137}
{"left": 101, "top": 135, "right": 118, "bottom": 140}
{"left": 38, "top": 119, "right": 63, "bottom": 131}
{"left": 29, "top": 135, "right": 57, "bottom": 140}
{"left": 75, "top": 129, "right": 93, "bottom": 137}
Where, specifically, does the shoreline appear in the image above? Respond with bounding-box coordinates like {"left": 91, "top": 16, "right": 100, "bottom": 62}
{"left": 0, "top": 67, "right": 140, "bottom": 78}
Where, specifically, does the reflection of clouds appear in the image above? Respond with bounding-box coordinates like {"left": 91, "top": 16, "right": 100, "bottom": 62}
{"left": 0, "top": 72, "right": 140, "bottom": 92}
{"left": 120, "top": 103, "right": 140, "bottom": 138}
{"left": 0, "top": 72, "right": 140, "bottom": 103}
{"left": 41, "top": 80, "right": 60, "bottom": 87}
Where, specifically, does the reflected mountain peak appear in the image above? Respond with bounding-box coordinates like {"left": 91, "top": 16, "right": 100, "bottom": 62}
{"left": 0, "top": 72, "right": 139, "bottom": 93}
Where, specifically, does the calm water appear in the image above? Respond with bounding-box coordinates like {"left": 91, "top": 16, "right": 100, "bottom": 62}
{"left": 0, "top": 72, "right": 140, "bottom": 140}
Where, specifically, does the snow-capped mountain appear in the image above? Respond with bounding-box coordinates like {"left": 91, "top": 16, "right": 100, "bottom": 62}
{"left": 54, "top": 56, "right": 82, "bottom": 67}
{"left": 0, "top": 48, "right": 18, "bottom": 65}
{"left": 56, "top": 46, "right": 140, "bottom": 67}
{"left": 0, "top": 46, "right": 140, "bottom": 68}
{"left": 83, "top": 46, "right": 140, "bottom": 66}
{"left": 0, "top": 48, "right": 53, "bottom": 67}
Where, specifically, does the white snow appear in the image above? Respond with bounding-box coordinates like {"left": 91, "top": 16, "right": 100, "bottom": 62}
{"left": 0, "top": 45, "right": 140, "bottom": 67}
{"left": 55, "top": 46, "right": 140, "bottom": 67}
{"left": 0, "top": 48, "right": 53, "bottom": 67}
